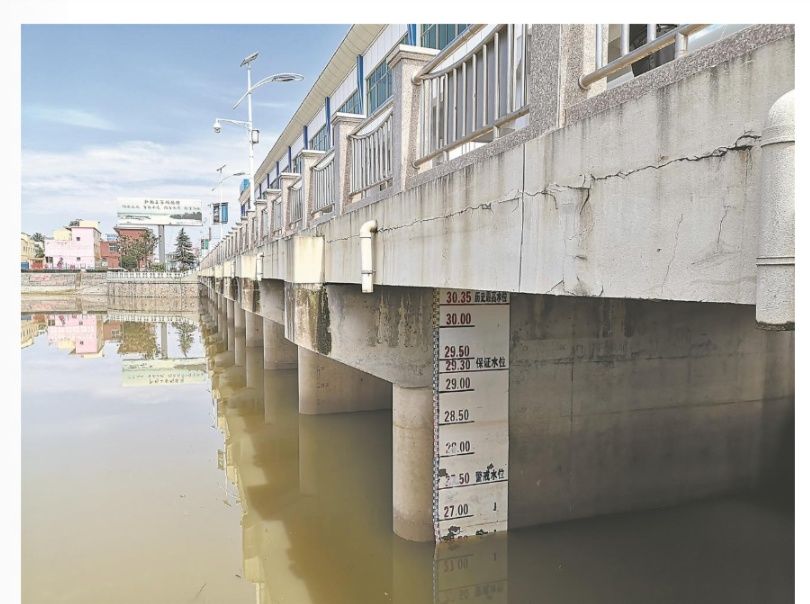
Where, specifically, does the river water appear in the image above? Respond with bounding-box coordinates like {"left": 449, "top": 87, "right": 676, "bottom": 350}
{"left": 21, "top": 305, "right": 794, "bottom": 603}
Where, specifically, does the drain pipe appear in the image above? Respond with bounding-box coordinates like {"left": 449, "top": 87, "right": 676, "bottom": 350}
{"left": 360, "top": 219, "right": 378, "bottom": 293}
{"left": 255, "top": 252, "right": 264, "bottom": 281}
{"left": 756, "top": 89, "right": 794, "bottom": 330}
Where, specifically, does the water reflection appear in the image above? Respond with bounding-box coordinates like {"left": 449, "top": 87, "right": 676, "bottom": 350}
{"left": 22, "top": 303, "right": 792, "bottom": 603}
{"left": 22, "top": 310, "right": 254, "bottom": 603}
{"left": 21, "top": 311, "right": 202, "bottom": 365}
{"left": 20, "top": 313, "right": 47, "bottom": 348}
{"left": 199, "top": 297, "right": 793, "bottom": 604}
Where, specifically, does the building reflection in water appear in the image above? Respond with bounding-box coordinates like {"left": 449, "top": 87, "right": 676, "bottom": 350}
{"left": 20, "top": 313, "right": 48, "bottom": 349}
{"left": 199, "top": 295, "right": 792, "bottom": 604}
{"left": 43, "top": 312, "right": 106, "bottom": 357}
{"left": 23, "top": 311, "right": 201, "bottom": 369}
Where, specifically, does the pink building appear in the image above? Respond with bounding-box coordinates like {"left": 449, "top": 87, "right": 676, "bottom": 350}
{"left": 46, "top": 314, "right": 103, "bottom": 357}
{"left": 44, "top": 220, "right": 102, "bottom": 269}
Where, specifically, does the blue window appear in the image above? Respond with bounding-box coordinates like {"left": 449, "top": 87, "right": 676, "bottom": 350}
{"left": 421, "top": 24, "right": 468, "bottom": 50}
{"left": 309, "top": 124, "right": 330, "bottom": 151}
{"left": 337, "top": 89, "right": 362, "bottom": 115}
{"left": 366, "top": 60, "right": 392, "bottom": 115}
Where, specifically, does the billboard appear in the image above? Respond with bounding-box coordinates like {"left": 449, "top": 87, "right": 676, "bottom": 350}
{"left": 117, "top": 198, "right": 203, "bottom": 226}
{"left": 122, "top": 358, "right": 207, "bottom": 387}
{"left": 213, "top": 202, "right": 229, "bottom": 224}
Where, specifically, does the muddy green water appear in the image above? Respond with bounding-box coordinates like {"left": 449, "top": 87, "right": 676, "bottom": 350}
{"left": 21, "top": 307, "right": 793, "bottom": 603}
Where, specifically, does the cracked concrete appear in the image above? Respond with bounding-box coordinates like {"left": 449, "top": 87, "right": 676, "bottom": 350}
{"left": 222, "top": 29, "right": 792, "bottom": 307}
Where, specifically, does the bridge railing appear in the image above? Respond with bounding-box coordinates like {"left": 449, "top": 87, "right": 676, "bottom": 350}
{"left": 580, "top": 24, "right": 708, "bottom": 89}
{"left": 107, "top": 270, "right": 197, "bottom": 282}
{"left": 349, "top": 104, "right": 394, "bottom": 198}
{"left": 271, "top": 199, "right": 283, "bottom": 238}
{"left": 311, "top": 150, "right": 336, "bottom": 217}
{"left": 196, "top": 23, "right": 779, "bottom": 279}
{"left": 415, "top": 24, "right": 530, "bottom": 168}
{"left": 288, "top": 179, "right": 304, "bottom": 227}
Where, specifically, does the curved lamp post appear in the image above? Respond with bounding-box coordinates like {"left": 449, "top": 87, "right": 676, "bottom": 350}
{"left": 213, "top": 51, "right": 303, "bottom": 216}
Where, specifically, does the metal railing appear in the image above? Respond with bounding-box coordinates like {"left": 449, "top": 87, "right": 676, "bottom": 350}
{"left": 580, "top": 24, "right": 708, "bottom": 89}
{"left": 350, "top": 108, "right": 393, "bottom": 195}
{"left": 107, "top": 270, "right": 197, "bottom": 282}
{"left": 312, "top": 150, "right": 336, "bottom": 214}
{"left": 416, "top": 24, "right": 530, "bottom": 166}
{"left": 289, "top": 180, "right": 304, "bottom": 225}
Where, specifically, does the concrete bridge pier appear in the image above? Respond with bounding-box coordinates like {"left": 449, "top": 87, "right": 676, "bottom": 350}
{"left": 245, "top": 344, "right": 264, "bottom": 408}
{"left": 234, "top": 304, "right": 246, "bottom": 333}
{"left": 263, "top": 368, "right": 299, "bottom": 426}
{"left": 226, "top": 314, "right": 235, "bottom": 357}
{"left": 245, "top": 311, "right": 263, "bottom": 348}
{"left": 226, "top": 298, "right": 235, "bottom": 323}
{"left": 263, "top": 319, "right": 298, "bottom": 370}
{"left": 392, "top": 385, "right": 434, "bottom": 542}
{"left": 297, "top": 346, "right": 392, "bottom": 415}
{"left": 234, "top": 328, "right": 246, "bottom": 368}
{"left": 216, "top": 304, "right": 228, "bottom": 346}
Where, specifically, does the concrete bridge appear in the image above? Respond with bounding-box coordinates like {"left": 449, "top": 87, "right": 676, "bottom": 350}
{"left": 197, "top": 24, "right": 794, "bottom": 542}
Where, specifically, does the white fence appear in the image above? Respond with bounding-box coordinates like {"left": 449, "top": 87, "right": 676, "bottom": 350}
{"left": 289, "top": 181, "right": 304, "bottom": 225}
{"left": 312, "top": 151, "right": 336, "bottom": 214}
{"left": 350, "top": 109, "right": 393, "bottom": 195}
{"left": 416, "top": 24, "right": 530, "bottom": 164}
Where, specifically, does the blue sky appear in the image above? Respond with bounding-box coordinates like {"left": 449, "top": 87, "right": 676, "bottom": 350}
{"left": 21, "top": 24, "right": 349, "bottom": 242}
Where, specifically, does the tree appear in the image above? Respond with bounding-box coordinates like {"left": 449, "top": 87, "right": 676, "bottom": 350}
{"left": 118, "top": 322, "right": 159, "bottom": 358}
{"left": 119, "top": 231, "right": 158, "bottom": 270}
{"left": 173, "top": 228, "right": 195, "bottom": 271}
{"left": 31, "top": 232, "right": 45, "bottom": 258}
{"left": 173, "top": 321, "right": 196, "bottom": 357}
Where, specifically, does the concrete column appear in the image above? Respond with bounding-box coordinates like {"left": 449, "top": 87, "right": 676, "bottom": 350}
{"left": 330, "top": 113, "right": 364, "bottom": 215}
{"left": 556, "top": 25, "right": 604, "bottom": 121}
{"left": 227, "top": 320, "right": 235, "bottom": 356}
{"left": 388, "top": 45, "right": 436, "bottom": 191}
{"left": 234, "top": 304, "right": 246, "bottom": 332}
{"left": 263, "top": 367, "right": 299, "bottom": 425}
{"left": 217, "top": 306, "right": 227, "bottom": 344}
{"left": 263, "top": 318, "right": 298, "bottom": 370}
{"left": 392, "top": 385, "right": 433, "bottom": 542}
{"left": 244, "top": 345, "right": 264, "bottom": 412}
{"left": 234, "top": 329, "right": 246, "bottom": 368}
{"left": 254, "top": 200, "right": 268, "bottom": 244}
{"left": 297, "top": 347, "right": 392, "bottom": 415}
{"left": 245, "top": 311, "right": 263, "bottom": 347}
{"left": 226, "top": 298, "right": 235, "bottom": 323}
{"left": 299, "top": 149, "right": 324, "bottom": 229}
{"left": 279, "top": 173, "right": 299, "bottom": 236}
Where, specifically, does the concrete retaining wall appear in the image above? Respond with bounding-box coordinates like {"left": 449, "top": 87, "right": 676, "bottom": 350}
{"left": 22, "top": 272, "right": 201, "bottom": 313}
{"left": 107, "top": 281, "right": 200, "bottom": 312}
{"left": 21, "top": 271, "right": 107, "bottom": 296}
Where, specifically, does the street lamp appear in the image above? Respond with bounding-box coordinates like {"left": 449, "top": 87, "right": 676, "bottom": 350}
{"left": 212, "top": 51, "right": 303, "bottom": 216}
{"left": 210, "top": 166, "right": 246, "bottom": 243}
